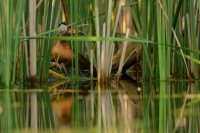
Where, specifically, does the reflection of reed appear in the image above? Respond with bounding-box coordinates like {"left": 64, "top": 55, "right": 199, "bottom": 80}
{"left": 30, "top": 92, "right": 38, "bottom": 131}
{"left": 98, "top": 83, "right": 117, "bottom": 132}
{"left": 173, "top": 82, "right": 190, "bottom": 132}
{"left": 25, "top": 86, "right": 55, "bottom": 131}
{"left": 25, "top": 93, "right": 29, "bottom": 131}
{"left": 117, "top": 89, "right": 131, "bottom": 133}
{"left": 49, "top": 80, "right": 142, "bottom": 132}
{"left": 116, "top": 80, "right": 142, "bottom": 133}
{"left": 0, "top": 85, "right": 56, "bottom": 132}
{"left": 96, "top": 81, "right": 142, "bottom": 132}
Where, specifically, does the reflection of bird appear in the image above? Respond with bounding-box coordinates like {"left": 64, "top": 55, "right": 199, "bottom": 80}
{"left": 51, "top": 22, "right": 95, "bottom": 76}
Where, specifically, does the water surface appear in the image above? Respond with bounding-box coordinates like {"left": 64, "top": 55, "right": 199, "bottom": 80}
{"left": 0, "top": 80, "right": 199, "bottom": 133}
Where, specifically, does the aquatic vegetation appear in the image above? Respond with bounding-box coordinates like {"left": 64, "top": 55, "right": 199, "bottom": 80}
{"left": 0, "top": 0, "right": 199, "bottom": 84}
{"left": 0, "top": 1, "right": 199, "bottom": 133}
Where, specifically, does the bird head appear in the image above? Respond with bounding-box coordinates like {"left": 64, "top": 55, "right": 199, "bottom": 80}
{"left": 58, "top": 21, "right": 84, "bottom": 36}
{"left": 58, "top": 22, "right": 68, "bottom": 36}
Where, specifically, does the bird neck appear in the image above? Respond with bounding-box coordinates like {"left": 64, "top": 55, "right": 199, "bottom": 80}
{"left": 58, "top": 40, "right": 70, "bottom": 49}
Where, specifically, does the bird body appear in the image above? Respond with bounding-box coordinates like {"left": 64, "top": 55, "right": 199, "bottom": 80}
{"left": 51, "top": 22, "right": 95, "bottom": 76}
{"left": 51, "top": 40, "right": 72, "bottom": 65}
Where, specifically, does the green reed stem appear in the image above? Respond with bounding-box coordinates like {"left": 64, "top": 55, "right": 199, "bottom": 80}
{"left": 156, "top": 0, "right": 167, "bottom": 132}
{"left": 74, "top": 0, "right": 79, "bottom": 81}
{"left": 127, "top": 0, "right": 153, "bottom": 79}
{"left": 189, "top": 0, "right": 198, "bottom": 78}
{"left": 12, "top": 0, "right": 26, "bottom": 83}
{"left": 41, "top": 0, "right": 59, "bottom": 81}
{"left": 166, "top": 0, "right": 173, "bottom": 77}
{"left": 199, "top": 1, "right": 200, "bottom": 13}
{"left": 2, "top": 0, "right": 12, "bottom": 86}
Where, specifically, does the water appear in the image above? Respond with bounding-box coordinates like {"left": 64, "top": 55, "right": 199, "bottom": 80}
{"left": 0, "top": 80, "right": 200, "bottom": 132}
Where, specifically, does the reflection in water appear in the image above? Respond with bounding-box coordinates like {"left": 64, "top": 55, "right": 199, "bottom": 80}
{"left": 51, "top": 79, "right": 142, "bottom": 132}
{"left": 0, "top": 81, "right": 200, "bottom": 132}
{"left": 30, "top": 92, "right": 38, "bottom": 131}
{"left": 52, "top": 95, "right": 72, "bottom": 125}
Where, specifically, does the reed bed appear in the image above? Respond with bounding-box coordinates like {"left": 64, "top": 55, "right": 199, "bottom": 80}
{"left": 0, "top": 0, "right": 199, "bottom": 83}
{"left": 0, "top": 0, "right": 60, "bottom": 85}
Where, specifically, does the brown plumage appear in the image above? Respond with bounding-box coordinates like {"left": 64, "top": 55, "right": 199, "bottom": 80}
{"left": 51, "top": 40, "right": 95, "bottom": 76}
{"left": 51, "top": 22, "right": 96, "bottom": 76}
{"left": 51, "top": 40, "right": 72, "bottom": 66}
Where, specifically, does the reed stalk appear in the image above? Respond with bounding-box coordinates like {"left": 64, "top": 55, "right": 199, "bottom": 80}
{"left": 188, "top": 0, "right": 198, "bottom": 78}
{"left": 101, "top": 23, "right": 106, "bottom": 82}
{"left": 94, "top": 0, "right": 101, "bottom": 82}
{"left": 166, "top": 0, "right": 172, "bottom": 78}
{"left": 61, "top": 0, "right": 69, "bottom": 23}
{"left": 104, "top": 0, "right": 112, "bottom": 81}
{"left": 108, "top": 0, "right": 123, "bottom": 78}
{"left": 90, "top": 50, "right": 94, "bottom": 80}
{"left": 22, "top": 12, "right": 30, "bottom": 78}
{"left": 94, "top": 0, "right": 123, "bottom": 82}
{"left": 0, "top": 0, "right": 199, "bottom": 85}
{"left": 12, "top": 1, "right": 26, "bottom": 83}
{"left": 127, "top": 0, "right": 153, "bottom": 80}
{"left": 0, "top": 0, "right": 12, "bottom": 86}
{"left": 29, "top": 0, "right": 37, "bottom": 81}
{"left": 116, "top": 28, "right": 130, "bottom": 82}
{"left": 74, "top": 0, "right": 79, "bottom": 81}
